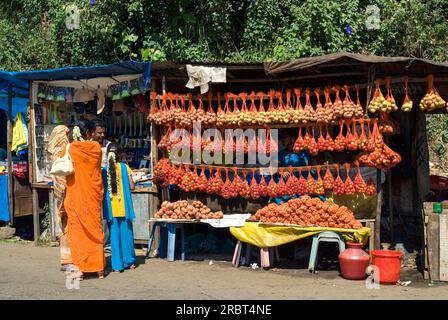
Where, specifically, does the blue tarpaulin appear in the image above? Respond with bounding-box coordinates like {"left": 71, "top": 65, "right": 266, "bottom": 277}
{"left": 13, "top": 61, "right": 151, "bottom": 87}
{"left": 0, "top": 70, "right": 29, "bottom": 117}
{"left": 0, "top": 175, "right": 10, "bottom": 222}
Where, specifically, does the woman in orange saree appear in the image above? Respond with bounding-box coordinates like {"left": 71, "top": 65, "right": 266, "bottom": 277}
{"left": 48, "top": 125, "right": 72, "bottom": 270}
{"left": 63, "top": 120, "right": 105, "bottom": 280}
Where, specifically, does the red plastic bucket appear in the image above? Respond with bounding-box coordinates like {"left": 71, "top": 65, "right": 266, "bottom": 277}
{"left": 370, "top": 250, "right": 404, "bottom": 284}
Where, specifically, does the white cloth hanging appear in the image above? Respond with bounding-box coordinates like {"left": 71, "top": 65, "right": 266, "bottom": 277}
{"left": 185, "top": 65, "right": 226, "bottom": 94}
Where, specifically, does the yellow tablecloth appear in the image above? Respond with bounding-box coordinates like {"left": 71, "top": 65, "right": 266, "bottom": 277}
{"left": 230, "top": 222, "right": 371, "bottom": 248}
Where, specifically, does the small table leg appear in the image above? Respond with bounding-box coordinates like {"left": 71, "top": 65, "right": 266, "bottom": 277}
{"left": 232, "top": 240, "right": 242, "bottom": 267}
{"left": 180, "top": 225, "right": 185, "bottom": 261}
{"left": 260, "top": 248, "right": 270, "bottom": 269}
{"left": 167, "top": 223, "right": 177, "bottom": 262}
{"left": 146, "top": 222, "right": 158, "bottom": 259}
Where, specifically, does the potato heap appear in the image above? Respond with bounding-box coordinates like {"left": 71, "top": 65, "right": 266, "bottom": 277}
{"left": 252, "top": 196, "right": 362, "bottom": 229}
{"left": 155, "top": 200, "right": 224, "bottom": 220}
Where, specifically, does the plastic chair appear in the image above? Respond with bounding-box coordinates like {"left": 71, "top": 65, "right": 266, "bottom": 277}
{"left": 308, "top": 231, "right": 346, "bottom": 273}
{"left": 232, "top": 240, "right": 279, "bottom": 269}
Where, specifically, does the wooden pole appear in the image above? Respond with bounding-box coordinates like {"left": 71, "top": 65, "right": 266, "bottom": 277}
{"left": 387, "top": 169, "right": 394, "bottom": 248}
{"left": 7, "top": 84, "right": 14, "bottom": 225}
{"left": 32, "top": 187, "right": 40, "bottom": 245}
{"left": 374, "top": 169, "right": 382, "bottom": 250}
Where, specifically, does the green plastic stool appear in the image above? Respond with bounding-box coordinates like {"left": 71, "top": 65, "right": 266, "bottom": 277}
{"left": 308, "top": 231, "right": 346, "bottom": 273}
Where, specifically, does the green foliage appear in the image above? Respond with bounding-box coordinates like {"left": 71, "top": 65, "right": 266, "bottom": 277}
{"left": 0, "top": 0, "right": 446, "bottom": 68}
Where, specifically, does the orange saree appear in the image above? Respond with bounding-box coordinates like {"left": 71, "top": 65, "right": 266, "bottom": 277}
{"left": 63, "top": 141, "right": 105, "bottom": 273}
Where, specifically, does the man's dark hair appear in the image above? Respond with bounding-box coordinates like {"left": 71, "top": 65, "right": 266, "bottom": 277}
{"left": 93, "top": 119, "right": 106, "bottom": 129}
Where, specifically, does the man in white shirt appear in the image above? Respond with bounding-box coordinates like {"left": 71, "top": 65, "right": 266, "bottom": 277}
{"left": 92, "top": 120, "right": 111, "bottom": 253}
{"left": 92, "top": 120, "right": 111, "bottom": 167}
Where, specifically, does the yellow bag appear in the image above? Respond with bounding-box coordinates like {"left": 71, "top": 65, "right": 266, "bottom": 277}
{"left": 12, "top": 113, "right": 26, "bottom": 152}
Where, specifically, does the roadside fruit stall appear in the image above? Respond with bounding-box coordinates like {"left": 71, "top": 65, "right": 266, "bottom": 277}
{"left": 147, "top": 54, "right": 448, "bottom": 273}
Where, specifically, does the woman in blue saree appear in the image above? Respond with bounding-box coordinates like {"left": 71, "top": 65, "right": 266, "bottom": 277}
{"left": 102, "top": 143, "right": 137, "bottom": 272}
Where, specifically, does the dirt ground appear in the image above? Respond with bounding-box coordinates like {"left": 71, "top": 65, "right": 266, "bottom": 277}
{"left": 0, "top": 241, "right": 447, "bottom": 300}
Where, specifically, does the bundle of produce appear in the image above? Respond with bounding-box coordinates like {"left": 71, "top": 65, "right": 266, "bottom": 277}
{"left": 358, "top": 142, "right": 401, "bottom": 169}
{"left": 249, "top": 169, "right": 261, "bottom": 200}
{"left": 333, "top": 165, "right": 345, "bottom": 196}
{"left": 401, "top": 77, "right": 413, "bottom": 112}
{"left": 314, "top": 167, "right": 325, "bottom": 195}
{"left": 293, "top": 88, "right": 305, "bottom": 124}
{"left": 304, "top": 127, "right": 319, "bottom": 156}
{"left": 238, "top": 170, "right": 251, "bottom": 198}
{"left": 354, "top": 85, "right": 364, "bottom": 118}
{"left": 342, "top": 85, "right": 356, "bottom": 119}
{"left": 345, "top": 121, "right": 358, "bottom": 151}
{"left": 258, "top": 174, "right": 268, "bottom": 197}
{"left": 305, "top": 166, "right": 317, "bottom": 194}
{"left": 297, "top": 168, "right": 308, "bottom": 195}
{"left": 419, "top": 74, "right": 446, "bottom": 111}
{"left": 323, "top": 86, "right": 335, "bottom": 123}
{"left": 368, "top": 79, "right": 387, "bottom": 113}
{"left": 379, "top": 112, "right": 399, "bottom": 135}
{"left": 366, "top": 176, "right": 377, "bottom": 196}
{"left": 303, "top": 88, "right": 316, "bottom": 123}
{"left": 333, "top": 121, "right": 346, "bottom": 152}
{"left": 315, "top": 88, "right": 330, "bottom": 124}
{"left": 216, "top": 92, "right": 226, "bottom": 126}
{"left": 155, "top": 200, "right": 224, "bottom": 220}
{"left": 332, "top": 86, "right": 344, "bottom": 120}
{"left": 203, "top": 92, "right": 217, "bottom": 125}
{"left": 353, "top": 162, "right": 368, "bottom": 194}
{"left": 285, "top": 167, "right": 300, "bottom": 197}
{"left": 153, "top": 158, "right": 171, "bottom": 187}
{"left": 252, "top": 196, "right": 363, "bottom": 229}
{"left": 383, "top": 78, "right": 398, "bottom": 113}
{"left": 343, "top": 163, "right": 355, "bottom": 195}
{"left": 179, "top": 165, "right": 200, "bottom": 193}
{"left": 285, "top": 89, "right": 296, "bottom": 124}
{"left": 357, "top": 119, "right": 368, "bottom": 151}
{"left": 323, "top": 165, "right": 335, "bottom": 190}
{"left": 293, "top": 128, "right": 306, "bottom": 153}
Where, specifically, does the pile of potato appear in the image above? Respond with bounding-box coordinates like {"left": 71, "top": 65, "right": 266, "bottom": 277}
{"left": 155, "top": 200, "right": 224, "bottom": 220}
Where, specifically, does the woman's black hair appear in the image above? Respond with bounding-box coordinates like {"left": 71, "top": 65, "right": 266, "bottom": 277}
{"left": 75, "top": 119, "right": 94, "bottom": 139}
{"left": 107, "top": 142, "right": 122, "bottom": 195}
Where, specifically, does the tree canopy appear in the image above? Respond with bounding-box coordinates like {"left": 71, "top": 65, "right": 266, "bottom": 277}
{"left": 0, "top": 0, "right": 446, "bottom": 70}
